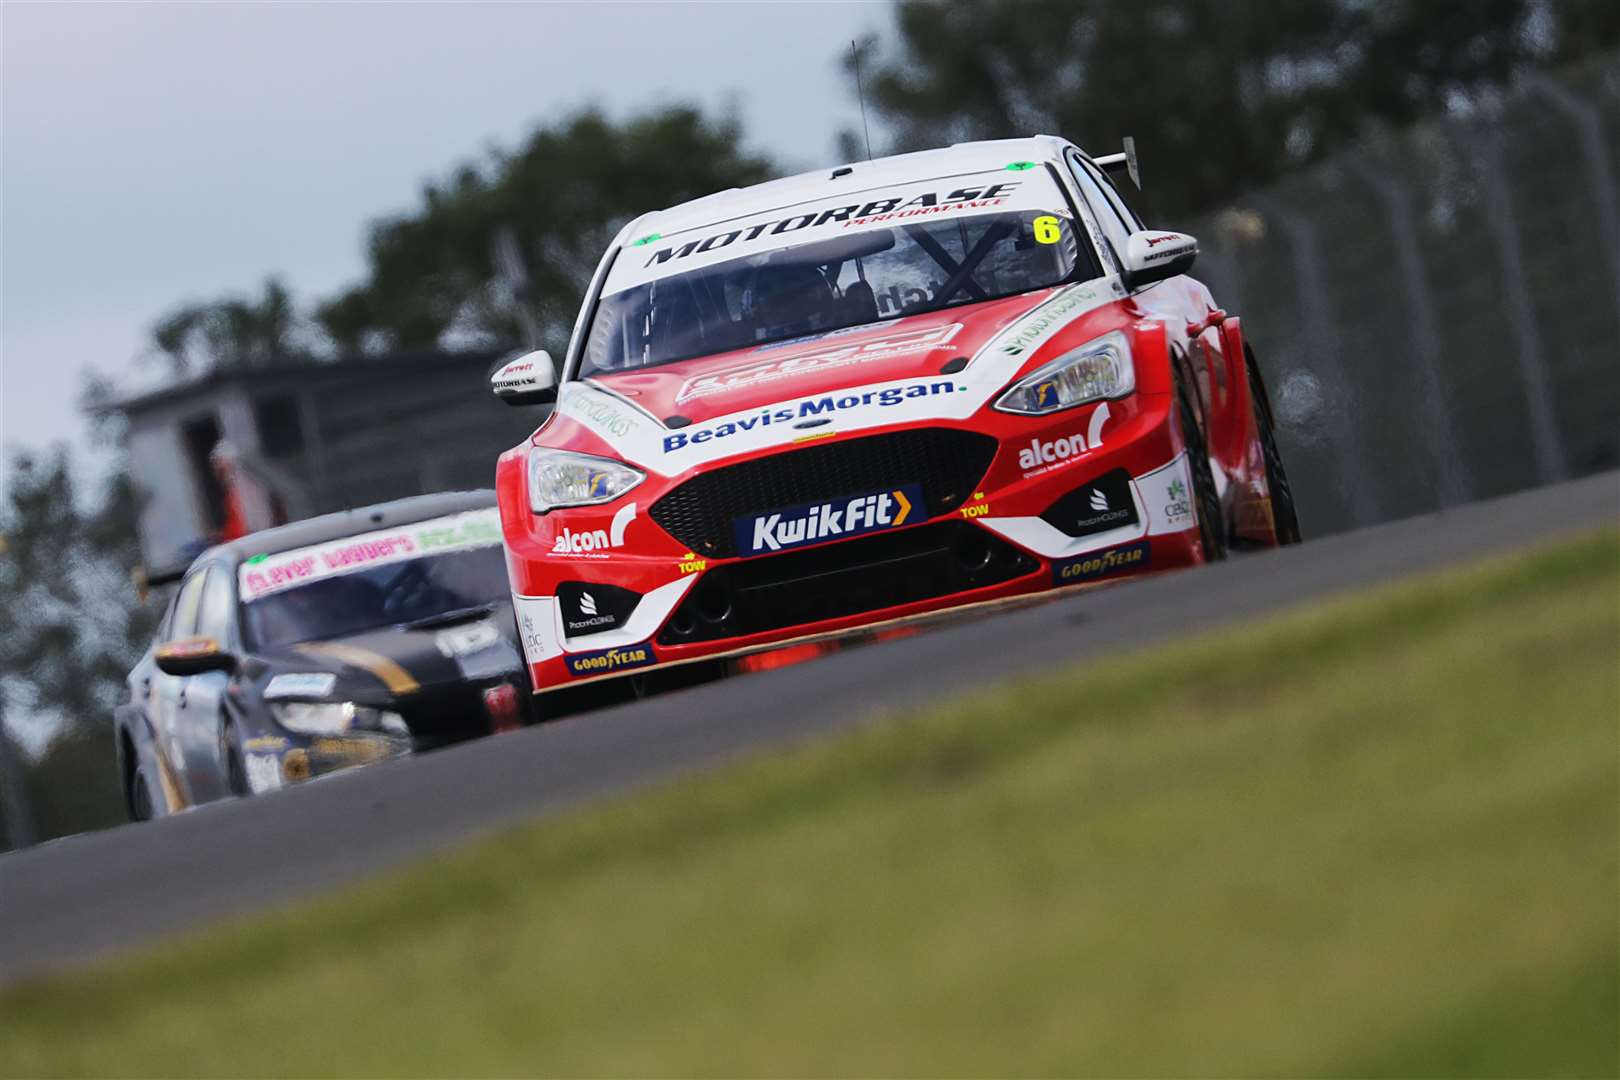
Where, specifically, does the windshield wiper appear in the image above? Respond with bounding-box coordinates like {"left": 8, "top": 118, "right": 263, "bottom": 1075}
{"left": 399, "top": 603, "right": 499, "bottom": 631}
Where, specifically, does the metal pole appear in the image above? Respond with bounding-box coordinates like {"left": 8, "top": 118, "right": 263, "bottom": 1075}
{"left": 1474, "top": 132, "right": 1567, "bottom": 483}
{"left": 1249, "top": 193, "right": 1379, "bottom": 526}
{"left": 1346, "top": 156, "right": 1471, "bottom": 507}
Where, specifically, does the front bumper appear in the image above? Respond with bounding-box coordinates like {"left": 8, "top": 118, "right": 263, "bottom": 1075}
{"left": 506, "top": 392, "right": 1201, "bottom": 692}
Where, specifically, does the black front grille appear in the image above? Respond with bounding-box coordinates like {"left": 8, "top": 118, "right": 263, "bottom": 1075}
{"left": 656, "top": 520, "right": 1039, "bottom": 645}
{"left": 649, "top": 428, "right": 998, "bottom": 557}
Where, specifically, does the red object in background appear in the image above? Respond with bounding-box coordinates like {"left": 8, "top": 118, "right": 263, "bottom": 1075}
{"left": 218, "top": 487, "right": 249, "bottom": 542}
{"left": 483, "top": 683, "right": 523, "bottom": 733}
{"left": 733, "top": 641, "right": 841, "bottom": 674}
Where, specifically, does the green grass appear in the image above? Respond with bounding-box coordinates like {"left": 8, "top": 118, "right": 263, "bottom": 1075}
{"left": 3, "top": 531, "right": 1617, "bottom": 1078}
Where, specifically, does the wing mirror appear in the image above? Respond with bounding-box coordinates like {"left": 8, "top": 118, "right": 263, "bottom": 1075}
{"left": 491, "top": 349, "right": 559, "bottom": 406}
{"left": 1121, "top": 230, "right": 1198, "bottom": 290}
{"left": 154, "top": 636, "right": 237, "bottom": 677}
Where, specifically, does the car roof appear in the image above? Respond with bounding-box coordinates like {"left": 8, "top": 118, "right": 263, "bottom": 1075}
{"left": 615, "top": 135, "right": 1078, "bottom": 246}
{"left": 198, "top": 490, "right": 497, "bottom": 571}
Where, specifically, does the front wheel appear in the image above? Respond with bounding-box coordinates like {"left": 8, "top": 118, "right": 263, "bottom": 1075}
{"left": 128, "top": 769, "right": 155, "bottom": 822}
{"left": 1176, "top": 369, "right": 1227, "bottom": 562}
{"left": 222, "top": 721, "right": 250, "bottom": 798}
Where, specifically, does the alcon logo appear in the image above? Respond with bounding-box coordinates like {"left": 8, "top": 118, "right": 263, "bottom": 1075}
{"left": 1017, "top": 403, "right": 1112, "bottom": 473}
{"left": 552, "top": 503, "right": 637, "bottom": 555}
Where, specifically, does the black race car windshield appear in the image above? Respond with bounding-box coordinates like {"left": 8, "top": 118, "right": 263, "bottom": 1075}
{"left": 243, "top": 546, "right": 509, "bottom": 649}
{"left": 582, "top": 205, "right": 1083, "bottom": 376}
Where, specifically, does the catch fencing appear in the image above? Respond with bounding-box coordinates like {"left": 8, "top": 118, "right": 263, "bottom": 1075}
{"left": 1190, "top": 53, "right": 1620, "bottom": 536}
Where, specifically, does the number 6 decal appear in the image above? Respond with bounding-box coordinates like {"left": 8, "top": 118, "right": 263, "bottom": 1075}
{"left": 1033, "top": 215, "right": 1062, "bottom": 244}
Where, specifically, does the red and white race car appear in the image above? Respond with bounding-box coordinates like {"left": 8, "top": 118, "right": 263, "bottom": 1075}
{"left": 492, "top": 135, "right": 1300, "bottom": 705}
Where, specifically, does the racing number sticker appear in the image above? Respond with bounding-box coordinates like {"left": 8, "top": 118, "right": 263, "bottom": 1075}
{"left": 1033, "top": 215, "right": 1062, "bottom": 245}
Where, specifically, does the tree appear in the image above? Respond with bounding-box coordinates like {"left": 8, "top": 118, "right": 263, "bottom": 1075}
{"left": 849, "top": 0, "right": 1620, "bottom": 221}
{"left": 148, "top": 276, "right": 314, "bottom": 378}
{"left": 316, "top": 104, "right": 776, "bottom": 355}
{"left": 0, "top": 448, "right": 164, "bottom": 844}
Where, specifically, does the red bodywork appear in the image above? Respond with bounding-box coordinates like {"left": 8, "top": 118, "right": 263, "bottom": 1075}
{"left": 497, "top": 274, "right": 1277, "bottom": 697}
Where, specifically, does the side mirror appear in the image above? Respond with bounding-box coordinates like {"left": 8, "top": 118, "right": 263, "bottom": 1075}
{"left": 1121, "top": 230, "right": 1198, "bottom": 290}
{"left": 154, "top": 636, "right": 237, "bottom": 677}
{"left": 491, "top": 349, "right": 559, "bottom": 406}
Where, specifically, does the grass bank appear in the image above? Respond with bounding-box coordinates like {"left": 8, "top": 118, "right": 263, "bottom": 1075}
{"left": 3, "top": 531, "right": 1616, "bottom": 1077}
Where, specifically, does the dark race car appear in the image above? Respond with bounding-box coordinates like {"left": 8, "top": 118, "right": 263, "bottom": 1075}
{"left": 114, "top": 491, "right": 530, "bottom": 821}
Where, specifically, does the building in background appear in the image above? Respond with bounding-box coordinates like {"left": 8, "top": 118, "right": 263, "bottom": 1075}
{"left": 111, "top": 350, "right": 537, "bottom": 573}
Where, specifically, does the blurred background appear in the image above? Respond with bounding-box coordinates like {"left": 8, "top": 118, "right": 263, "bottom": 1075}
{"left": 3, "top": 0, "right": 1617, "bottom": 849}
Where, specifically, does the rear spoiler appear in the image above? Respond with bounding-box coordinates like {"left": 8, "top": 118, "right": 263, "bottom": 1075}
{"left": 1094, "top": 136, "right": 1140, "bottom": 190}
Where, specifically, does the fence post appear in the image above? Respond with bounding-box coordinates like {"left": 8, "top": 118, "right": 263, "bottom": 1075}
{"left": 1529, "top": 73, "right": 1620, "bottom": 334}
{"left": 1248, "top": 193, "right": 1378, "bottom": 526}
{"left": 1346, "top": 157, "right": 1471, "bottom": 507}
{"left": 1474, "top": 132, "right": 1567, "bottom": 483}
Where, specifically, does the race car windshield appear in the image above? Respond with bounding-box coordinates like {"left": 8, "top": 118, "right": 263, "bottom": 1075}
{"left": 242, "top": 546, "right": 510, "bottom": 650}
{"left": 581, "top": 208, "right": 1082, "bottom": 375}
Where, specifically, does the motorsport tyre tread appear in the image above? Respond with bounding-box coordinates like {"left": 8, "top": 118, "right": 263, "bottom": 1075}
{"left": 1177, "top": 367, "right": 1227, "bottom": 562}
{"left": 1248, "top": 354, "right": 1303, "bottom": 545}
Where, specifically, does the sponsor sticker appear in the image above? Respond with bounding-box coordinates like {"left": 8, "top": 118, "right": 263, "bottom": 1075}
{"left": 1016, "top": 402, "right": 1113, "bottom": 477}
{"left": 565, "top": 642, "right": 657, "bottom": 677}
{"left": 512, "top": 594, "right": 558, "bottom": 667}
{"left": 263, "top": 672, "right": 338, "bottom": 701}
{"left": 1043, "top": 469, "right": 1138, "bottom": 539}
{"left": 995, "top": 282, "right": 1104, "bottom": 357}
{"left": 674, "top": 324, "right": 964, "bottom": 404}
{"left": 958, "top": 492, "right": 990, "bottom": 520}
{"left": 244, "top": 752, "right": 284, "bottom": 793}
{"left": 663, "top": 380, "right": 962, "bottom": 453}
{"left": 560, "top": 384, "right": 640, "bottom": 438}
{"left": 1162, "top": 477, "right": 1193, "bottom": 530}
{"left": 612, "top": 170, "right": 1057, "bottom": 293}
{"left": 557, "top": 581, "right": 640, "bottom": 638}
{"left": 1052, "top": 540, "right": 1150, "bottom": 585}
{"left": 435, "top": 622, "right": 501, "bottom": 659}
{"left": 736, "top": 484, "right": 921, "bottom": 556}
{"left": 240, "top": 509, "right": 502, "bottom": 601}
{"left": 550, "top": 503, "right": 637, "bottom": 557}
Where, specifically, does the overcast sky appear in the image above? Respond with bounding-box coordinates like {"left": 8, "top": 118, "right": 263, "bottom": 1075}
{"left": 1, "top": 1, "right": 890, "bottom": 481}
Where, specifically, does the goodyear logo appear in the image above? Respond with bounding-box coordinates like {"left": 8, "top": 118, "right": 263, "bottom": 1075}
{"left": 565, "top": 643, "right": 656, "bottom": 677}
{"left": 736, "top": 484, "right": 920, "bottom": 556}
{"left": 1052, "top": 540, "right": 1150, "bottom": 585}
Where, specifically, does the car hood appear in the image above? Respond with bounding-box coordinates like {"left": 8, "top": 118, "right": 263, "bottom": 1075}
{"left": 544, "top": 279, "right": 1132, "bottom": 473}
{"left": 252, "top": 616, "right": 521, "bottom": 704}
{"left": 587, "top": 295, "right": 1046, "bottom": 426}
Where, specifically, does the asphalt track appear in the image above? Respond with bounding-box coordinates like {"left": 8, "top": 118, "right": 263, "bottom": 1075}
{"left": 2, "top": 472, "right": 1616, "bottom": 986}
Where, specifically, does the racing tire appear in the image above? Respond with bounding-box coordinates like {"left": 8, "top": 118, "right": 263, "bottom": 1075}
{"left": 1176, "top": 368, "right": 1227, "bottom": 562}
{"left": 222, "top": 721, "right": 250, "bottom": 798}
{"left": 128, "top": 769, "right": 154, "bottom": 822}
{"left": 1248, "top": 356, "right": 1303, "bottom": 545}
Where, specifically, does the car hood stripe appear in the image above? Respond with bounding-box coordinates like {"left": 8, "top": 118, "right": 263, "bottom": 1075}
{"left": 294, "top": 642, "right": 421, "bottom": 695}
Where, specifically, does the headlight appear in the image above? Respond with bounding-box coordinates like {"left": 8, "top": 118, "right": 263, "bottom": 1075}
{"left": 528, "top": 448, "right": 644, "bottom": 514}
{"left": 270, "top": 701, "right": 408, "bottom": 737}
{"left": 994, "top": 331, "right": 1135, "bottom": 415}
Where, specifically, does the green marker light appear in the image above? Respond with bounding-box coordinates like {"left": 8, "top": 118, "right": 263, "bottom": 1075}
{"left": 246, "top": 553, "right": 268, "bottom": 564}
{"left": 1005, "top": 161, "right": 1037, "bottom": 171}
{"left": 630, "top": 233, "right": 661, "bottom": 247}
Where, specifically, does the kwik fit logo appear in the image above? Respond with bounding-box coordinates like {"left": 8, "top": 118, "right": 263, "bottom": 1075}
{"left": 736, "top": 485, "right": 921, "bottom": 556}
